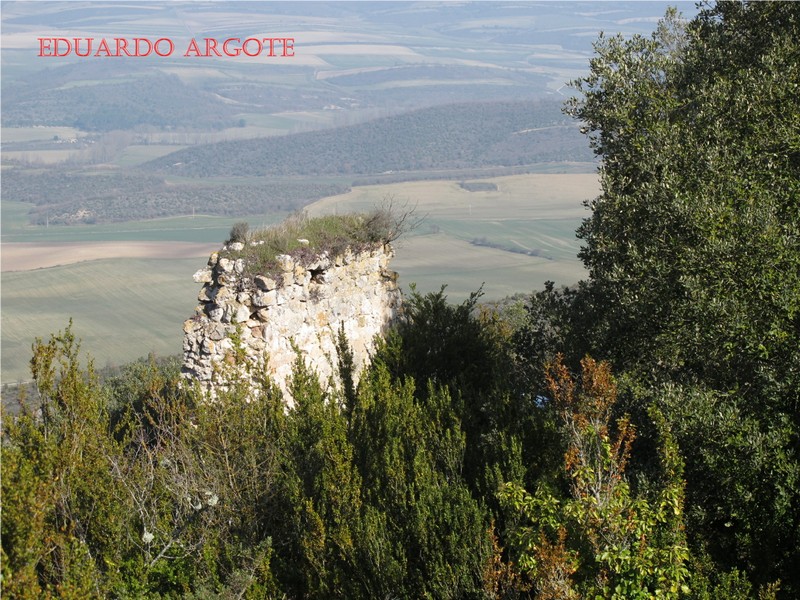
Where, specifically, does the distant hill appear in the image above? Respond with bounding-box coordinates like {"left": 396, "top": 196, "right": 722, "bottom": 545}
{"left": 141, "top": 100, "right": 593, "bottom": 178}
{"left": 1, "top": 68, "right": 238, "bottom": 131}
{"left": 1, "top": 1, "right": 698, "bottom": 135}
{"left": 1, "top": 99, "right": 593, "bottom": 226}
{"left": 1, "top": 169, "right": 348, "bottom": 224}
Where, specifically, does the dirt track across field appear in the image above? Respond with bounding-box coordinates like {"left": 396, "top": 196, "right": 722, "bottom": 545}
{"left": 1, "top": 242, "right": 218, "bottom": 272}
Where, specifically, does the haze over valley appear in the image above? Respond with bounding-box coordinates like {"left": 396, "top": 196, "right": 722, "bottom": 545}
{"left": 1, "top": 1, "right": 696, "bottom": 382}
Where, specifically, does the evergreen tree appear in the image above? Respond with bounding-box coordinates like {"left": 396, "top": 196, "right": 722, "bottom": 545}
{"left": 557, "top": 2, "right": 800, "bottom": 595}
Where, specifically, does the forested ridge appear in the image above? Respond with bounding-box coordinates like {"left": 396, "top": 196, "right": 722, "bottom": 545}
{"left": 2, "top": 70, "right": 239, "bottom": 132}
{"left": 2, "top": 98, "right": 590, "bottom": 226}
{"left": 2, "top": 3, "right": 799, "bottom": 598}
{"left": 1, "top": 169, "right": 348, "bottom": 225}
{"left": 141, "top": 99, "right": 590, "bottom": 178}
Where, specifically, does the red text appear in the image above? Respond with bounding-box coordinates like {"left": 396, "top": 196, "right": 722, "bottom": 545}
{"left": 183, "top": 37, "right": 294, "bottom": 57}
{"left": 38, "top": 37, "right": 175, "bottom": 57}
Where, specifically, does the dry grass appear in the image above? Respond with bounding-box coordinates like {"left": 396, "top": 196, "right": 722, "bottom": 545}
{"left": 223, "top": 207, "right": 410, "bottom": 278}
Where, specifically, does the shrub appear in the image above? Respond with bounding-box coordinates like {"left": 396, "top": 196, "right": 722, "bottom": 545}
{"left": 228, "top": 221, "right": 250, "bottom": 244}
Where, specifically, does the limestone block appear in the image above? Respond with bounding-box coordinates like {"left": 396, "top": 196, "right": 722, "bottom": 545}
{"left": 308, "top": 254, "right": 331, "bottom": 271}
{"left": 276, "top": 254, "right": 294, "bottom": 272}
{"left": 183, "top": 319, "right": 200, "bottom": 334}
{"left": 184, "top": 243, "right": 401, "bottom": 404}
{"left": 233, "top": 304, "right": 251, "bottom": 324}
{"left": 217, "top": 258, "right": 234, "bottom": 273}
{"left": 286, "top": 298, "right": 305, "bottom": 314}
{"left": 212, "top": 286, "right": 235, "bottom": 304}
{"left": 208, "top": 252, "right": 219, "bottom": 267}
{"left": 255, "top": 275, "right": 277, "bottom": 291}
{"left": 253, "top": 290, "right": 277, "bottom": 307}
{"left": 229, "top": 242, "right": 245, "bottom": 252}
{"left": 311, "top": 283, "right": 330, "bottom": 300}
{"left": 207, "top": 323, "right": 226, "bottom": 341}
{"left": 193, "top": 268, "right": 213, "bottom": 283}
{"left": 360, "top": 299, "right": 372, "bottom": 315}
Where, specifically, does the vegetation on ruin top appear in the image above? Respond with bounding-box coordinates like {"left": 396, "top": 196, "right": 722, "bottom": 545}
{"left": 223, "top": 207, "right": 414, "bottom": 276}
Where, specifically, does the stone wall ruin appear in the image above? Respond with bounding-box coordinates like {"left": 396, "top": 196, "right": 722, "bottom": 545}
{"left": 182, "top": 241, "right": 402, "bottom": 402}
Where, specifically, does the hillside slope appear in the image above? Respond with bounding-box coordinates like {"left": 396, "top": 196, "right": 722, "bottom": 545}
{"left": 141, "top": 99, "right": 592, "bottom": 178}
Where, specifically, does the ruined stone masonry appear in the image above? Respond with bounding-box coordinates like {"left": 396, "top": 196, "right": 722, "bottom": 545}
{"left": 182, "top": 241, "right": 402, "bottom": 402}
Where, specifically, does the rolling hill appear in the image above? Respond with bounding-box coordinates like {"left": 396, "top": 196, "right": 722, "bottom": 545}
{"left": 141, "top": 99, "right": 592, "bottom": 178}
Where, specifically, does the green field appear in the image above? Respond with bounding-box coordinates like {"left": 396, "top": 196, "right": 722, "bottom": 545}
{"left": 1, "top": 126, "right": 86, "bottom": 143}
{"left": 1, "top": 200, "right": 33, "bottom": 233}
{"left": 308, "top": 173, "right": 596, "bottom": 299}
{"left": 1, "top": 173, "right": 597, "bottom": 383}
{"left": 112, "top": 144, "right": 189, "bottom": 167}
{"left": 1, "top": 257, "right": 202, "bottom": 383}
{"left": 1, "top": 202, "right": 285, "bottom": 243}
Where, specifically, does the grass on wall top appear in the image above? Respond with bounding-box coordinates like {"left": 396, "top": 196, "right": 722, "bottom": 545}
{"left": 222, "top": 207, "right": 410, "bottom": 278}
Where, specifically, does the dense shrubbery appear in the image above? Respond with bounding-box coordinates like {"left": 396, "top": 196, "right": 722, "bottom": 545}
{"left": 0, "top": 302, "right": 512, "bottom": 597}
{"left": 507, "top": 2, "right": 800, "bottom": 597}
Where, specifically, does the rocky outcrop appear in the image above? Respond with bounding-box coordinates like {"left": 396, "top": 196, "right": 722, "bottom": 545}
{"left": 182, "top": 243, "right": 401, "bottom": 403}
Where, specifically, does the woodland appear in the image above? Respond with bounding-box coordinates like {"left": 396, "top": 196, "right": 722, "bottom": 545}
{"left": 2, "top": 100, "right": 589, "bottom": 226}
{"left": 2, "top": 3, "right": 799, "bottom": 598}
{"left": 139, "top": 100, "right": 588, "bottom": 178}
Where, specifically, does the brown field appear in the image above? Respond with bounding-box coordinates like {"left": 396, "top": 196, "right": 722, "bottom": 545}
{"left": 1, "top": 241, "right": 218, "bottom": 272}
